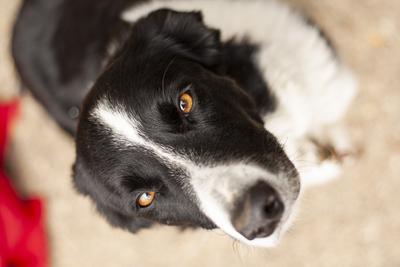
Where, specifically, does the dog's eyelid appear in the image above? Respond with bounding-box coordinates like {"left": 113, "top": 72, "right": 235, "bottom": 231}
{"left": 132, "top": 184, "right": 163, "bottom": 195}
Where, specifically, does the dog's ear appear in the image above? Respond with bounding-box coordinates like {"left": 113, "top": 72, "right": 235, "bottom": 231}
{"left": 134, "top": 9, "right": 221, "bottom": 66}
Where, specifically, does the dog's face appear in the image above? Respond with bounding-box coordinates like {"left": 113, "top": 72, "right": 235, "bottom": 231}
{"left": 73, "top": 9, "right": 300, "bottom": 247}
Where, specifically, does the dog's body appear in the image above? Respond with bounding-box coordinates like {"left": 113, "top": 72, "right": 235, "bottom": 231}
{"left": 12, "top": 0, "right": 356, "bottom": 247}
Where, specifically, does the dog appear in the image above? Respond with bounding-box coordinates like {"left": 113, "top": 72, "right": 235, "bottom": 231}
{"left": 12, "top": 0, "right": 357, "bottom": 247}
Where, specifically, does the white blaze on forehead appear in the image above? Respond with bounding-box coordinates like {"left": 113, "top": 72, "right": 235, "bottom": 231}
{"left": 92, "top": 100, "right": 298, "bottom": 247}
{"left": 93, "top": 101, "right": 180, "bottom": 164}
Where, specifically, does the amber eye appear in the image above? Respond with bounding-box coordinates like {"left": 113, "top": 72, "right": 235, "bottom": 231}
{"left": 137, "top": 192, "right": 156, "bottom": 207}
{"left": 179, "top": 92, "right": 193, "bottom": 114}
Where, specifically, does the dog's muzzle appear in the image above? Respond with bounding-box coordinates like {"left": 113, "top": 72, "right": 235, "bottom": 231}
{"left": 190, "top": 162, "right": 300, "bottom": 246}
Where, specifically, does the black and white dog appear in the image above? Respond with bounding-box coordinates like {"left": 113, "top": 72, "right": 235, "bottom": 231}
{"left": 12, "top": 0, "right": 356, "bottom": 247}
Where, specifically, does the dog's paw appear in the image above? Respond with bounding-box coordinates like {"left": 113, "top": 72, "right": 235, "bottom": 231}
{"left": 292, "top": 126, "right": 359, "bottom": 187}
{"left": 310, "top": 136, "right": 358, "bottom": 165}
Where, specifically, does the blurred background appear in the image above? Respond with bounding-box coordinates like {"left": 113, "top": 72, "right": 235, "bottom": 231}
{"left": 0, "top": 0, "right": 399, "bottom": 266}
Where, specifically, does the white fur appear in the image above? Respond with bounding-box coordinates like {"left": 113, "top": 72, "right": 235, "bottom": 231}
{"left": 92, "top": 100, "right": 298, "bottom": 247}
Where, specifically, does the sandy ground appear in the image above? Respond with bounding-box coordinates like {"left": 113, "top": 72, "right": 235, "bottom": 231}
{"left": 1, "top": 0, "right": 400, "bottom": 266}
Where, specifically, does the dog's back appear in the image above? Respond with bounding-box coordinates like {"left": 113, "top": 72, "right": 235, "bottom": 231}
{"left": 12, "top": 0, "right": 141, "bottom": 133}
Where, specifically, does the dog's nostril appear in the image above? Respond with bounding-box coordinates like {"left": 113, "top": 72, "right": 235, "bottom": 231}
{"left": 263, "top": 195, "right": 284, "bottom": 219}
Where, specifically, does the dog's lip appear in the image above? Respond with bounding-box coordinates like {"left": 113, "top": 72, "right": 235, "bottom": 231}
{"left": 231, "top": 228, "right": 281, "bottom": 247}
{"left": 231, "top": 213, "right": 290, "bottom": 247}
{"left": 209, "top": 208, "right": 291, "bottom": 247}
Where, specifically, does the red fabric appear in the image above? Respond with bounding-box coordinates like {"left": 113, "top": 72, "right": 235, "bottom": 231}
{"left": 0, "top": 101, "right": 49, "bottom": 267}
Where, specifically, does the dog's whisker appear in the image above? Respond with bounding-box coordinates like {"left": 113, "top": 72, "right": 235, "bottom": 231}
{"left": 161, "top": 56, "right": 176, "bottom": 93}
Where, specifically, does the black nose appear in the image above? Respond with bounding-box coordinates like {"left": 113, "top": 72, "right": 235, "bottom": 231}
{"left": 232, "top": 181, "right": 284, "bottom": 240}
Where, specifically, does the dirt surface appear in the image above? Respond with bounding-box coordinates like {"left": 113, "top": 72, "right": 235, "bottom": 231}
{"left": 1, "top": 0, "right": 400, "bottom": 266}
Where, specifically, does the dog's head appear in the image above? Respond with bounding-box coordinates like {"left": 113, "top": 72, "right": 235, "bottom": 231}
{"left": 73, "top": 9, "right": 300, "bottom": 247}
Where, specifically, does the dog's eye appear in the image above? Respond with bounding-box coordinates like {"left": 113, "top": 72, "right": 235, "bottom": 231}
{"left": 179, "top": 92, "right": 193, "bottom": 114}
{"left": 137, "top": 192, "right": 156, "bottom": 207}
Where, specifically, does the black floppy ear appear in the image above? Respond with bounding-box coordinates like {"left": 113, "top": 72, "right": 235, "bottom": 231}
{"left": 134, "top": 9, "right": 221, "bottom": 66}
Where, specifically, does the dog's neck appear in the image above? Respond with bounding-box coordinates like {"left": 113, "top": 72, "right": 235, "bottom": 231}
{"left": 218, "top": 40, "right": 276, "bottom": 115}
